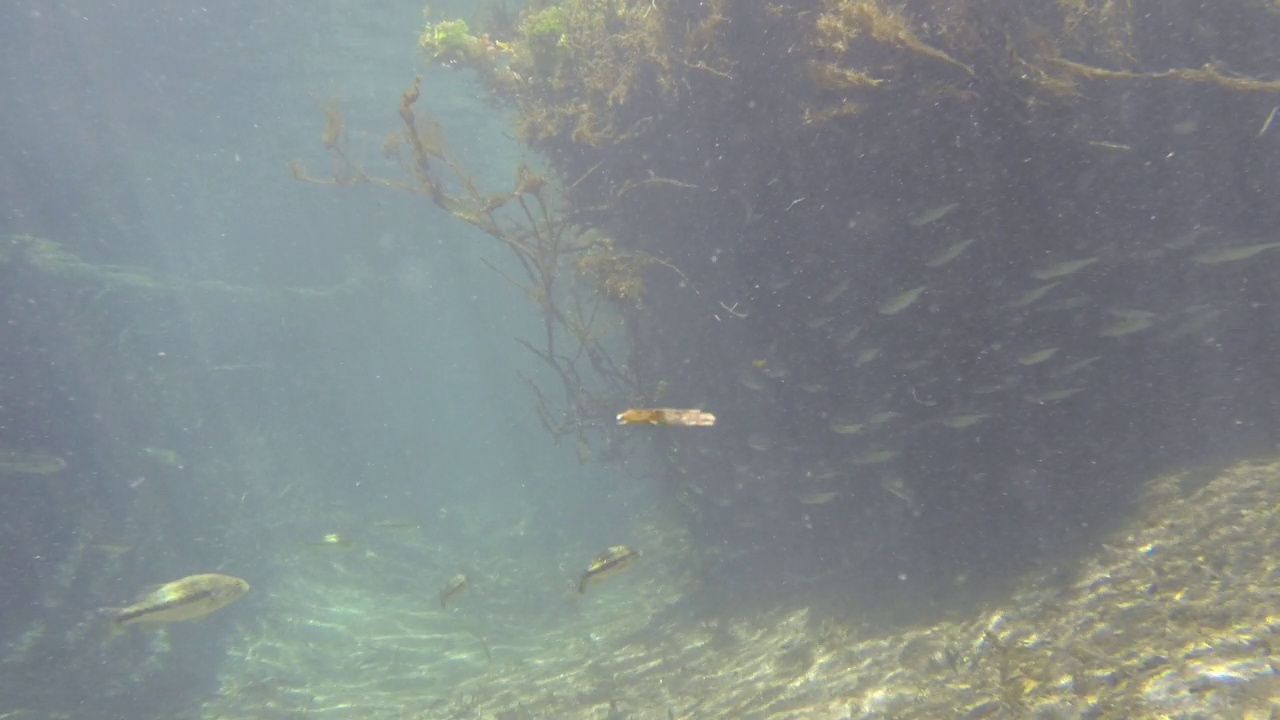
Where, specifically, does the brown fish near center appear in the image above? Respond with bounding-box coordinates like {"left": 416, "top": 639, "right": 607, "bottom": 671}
{"left": 102, "top": 573, "right": 250, "bottom": 632}
{"left": 578, "top": 545, "right": 639, "bottom": 593}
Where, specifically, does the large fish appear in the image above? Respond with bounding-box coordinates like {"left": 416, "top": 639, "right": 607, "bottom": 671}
{"left": 102, "top": 573, "right": 249, "bottom": 632}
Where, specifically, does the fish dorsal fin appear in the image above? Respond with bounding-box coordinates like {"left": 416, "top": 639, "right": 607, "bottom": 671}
{"left": 132, "top": 583, "right": 165, "bottom": 602}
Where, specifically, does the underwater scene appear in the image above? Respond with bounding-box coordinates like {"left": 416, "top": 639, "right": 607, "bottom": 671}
{"left": 3, "top": 0, "right": 1280, "bottom": 718}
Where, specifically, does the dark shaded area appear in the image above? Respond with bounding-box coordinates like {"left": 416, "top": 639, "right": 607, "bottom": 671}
{"left": 429, "top": 0, "right": 1280, "bottom": 622}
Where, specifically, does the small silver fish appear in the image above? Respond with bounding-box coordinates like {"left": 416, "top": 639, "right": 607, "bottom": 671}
{"left": 821, "top": 279, "right": 851, "bottom": 303}
{"left": 1051, "top": 356, "right": 1102, "bottom": 378}
{"left": 1030, "top": 257, "right": 1098, "bottom": 280}
{"left": 855, "top": 347, "right": 881, "bottom": 367}
{"left": 926, "top": 238, "right": 977, "bottom": 268}
{"left": 1017, "top": 348, "right": 1059, "bottom": 366}
{"left": 1193, "top": 242, "right": 1280, "bottom": 265}
{"left": 852, "top": 449, "right": 898, "bottom": 465}
{"left": 879, "top": 286, "right": 927, "bottom": 315}
{"left": 797, "top": 491, "right": 839, "bottom": 505}
{"left": 909, "top": 203, "right": 959, "bottom": 227}
{"left": 1099, "top": 309, "right": 1156, "bottom": 338}
{"left": 940, "top": 414, "right": 989, "bottom": 429}
{"left": 1005, "top": 282, "right": 1061, "bottom": 309}
{"left": 1024, "top": 388, "right": 1083, "bottom": 403}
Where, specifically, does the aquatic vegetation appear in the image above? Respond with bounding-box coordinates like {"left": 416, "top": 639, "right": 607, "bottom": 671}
{"left": 572, "top": 235, "right": 652, "bottom": 304}
{"left": 417, "top": 19, "right": 481, "bottom": 64}
{"left": 291, "top": 75, "right": 690, "bottom": 454}
{"left": 419, "top": 0, "right": 732, "bottom": 164}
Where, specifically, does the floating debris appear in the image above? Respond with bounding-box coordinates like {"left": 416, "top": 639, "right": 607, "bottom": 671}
{"left": 577, "top": 546, "right": 638, "bottom": 594}
{"left": 1192, "top": 241, "right": 1280, "bottom": 265}
{"left": 0, "top": 450, "right": 67, "bottom": 475}
{"left": 926, "top": 238, "right": 977, "bottom": 268}
{"left": 439, "top": 573, "right": 470, "bottom": 608}
{"left": 1030, "top": 257, "right": 1099, "bottom": 280}
{"left": 909, "top": 202, "right": 959, "bottom": 227}
{"left": 617, "top": 408, "right": 716, "bottom": 427}
{"left": 1017, "top": 347, "right": 1059, "bottom": 366}
{"left": 103, "top": 573, "right": 249, "bottom": 632}
{"left": 879, "top": 285, "right": 927, "bottom": 315}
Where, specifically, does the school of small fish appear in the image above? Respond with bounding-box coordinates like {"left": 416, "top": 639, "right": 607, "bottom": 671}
{"left": 719, "top": 212, "right": 1278, "bottom": 510}
{"left": 23, "top": 208, "right": 1276, "bottom": 635}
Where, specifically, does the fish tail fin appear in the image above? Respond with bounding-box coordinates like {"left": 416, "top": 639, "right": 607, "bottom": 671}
{"left": 96, "top": 608, "right": 126, "bottom": 644}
